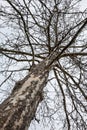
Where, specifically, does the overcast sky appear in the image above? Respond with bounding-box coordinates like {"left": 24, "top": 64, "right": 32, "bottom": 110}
{"left": 80, "top": 0, "right": 87, "bottom": 10}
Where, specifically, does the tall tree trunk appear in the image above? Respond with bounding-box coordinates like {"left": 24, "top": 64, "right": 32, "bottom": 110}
{"left": 0, "top": 34, "right": 62, "bottom": 130}
{"left": 0, "top": 59, "right": 49, "bottom": 130}
{"left": 0, "top": 19, "right": 86, "bottom": 129}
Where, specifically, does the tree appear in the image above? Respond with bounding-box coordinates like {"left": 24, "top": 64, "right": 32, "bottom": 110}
{"left": 0, "top": 0, "right": 87, "bottom": 130}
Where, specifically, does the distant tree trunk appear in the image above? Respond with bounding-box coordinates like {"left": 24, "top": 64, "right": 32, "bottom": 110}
{"left": 0, "top": 59, "right": 49, "bottom": 130}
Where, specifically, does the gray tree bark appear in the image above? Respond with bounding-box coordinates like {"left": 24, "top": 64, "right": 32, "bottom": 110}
{"left": 0, "top": 58, "right": 49, "bottom": 130}
{"left": 0, "top": 18, "right": 87, "bottom": 129}
{"left": 0, "top": 39, "right": 61, "bottom": 130}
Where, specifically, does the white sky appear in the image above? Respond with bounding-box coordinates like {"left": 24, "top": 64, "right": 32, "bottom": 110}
{"left": 80, "top": 0, "right": 87, "bottom": 11}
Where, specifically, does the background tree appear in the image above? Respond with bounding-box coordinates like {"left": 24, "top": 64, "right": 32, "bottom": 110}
{"left": 0, "top": 0, "right": 87, "bottom": 130}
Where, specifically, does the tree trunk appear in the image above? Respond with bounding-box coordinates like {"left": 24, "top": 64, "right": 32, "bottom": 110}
{"left": 0, "top": 59, "right": 49, "bottom": 130}
{"left": 0, "top": 37, "right": 61, "bottom": 130}
{"left": 0, "top": 19, "right": 85, "bottom": 128}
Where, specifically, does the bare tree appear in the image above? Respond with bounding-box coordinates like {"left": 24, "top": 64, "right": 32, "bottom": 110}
{"left": 0, "top": 0, "right": 87, "bottom": 130}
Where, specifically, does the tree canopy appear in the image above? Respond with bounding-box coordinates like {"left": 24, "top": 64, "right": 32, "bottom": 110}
{"left": 0, "top": 0, "right": 87, "bottom": 130}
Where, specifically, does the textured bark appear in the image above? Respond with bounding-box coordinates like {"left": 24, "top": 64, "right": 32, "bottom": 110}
{"left": 0, "top": 38, "right": 60, "bottom": 130}
{"left": 0, "top": 23, "right": 86, "bottom": 129}
{"left": 0, "top": 26, "right": 86, "bottom": 129}
{"left": 0, "top": 59, "right": 49, "bottom": 130}
{"left": 0, "top": 35, "right": 82, "bottom": 129}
